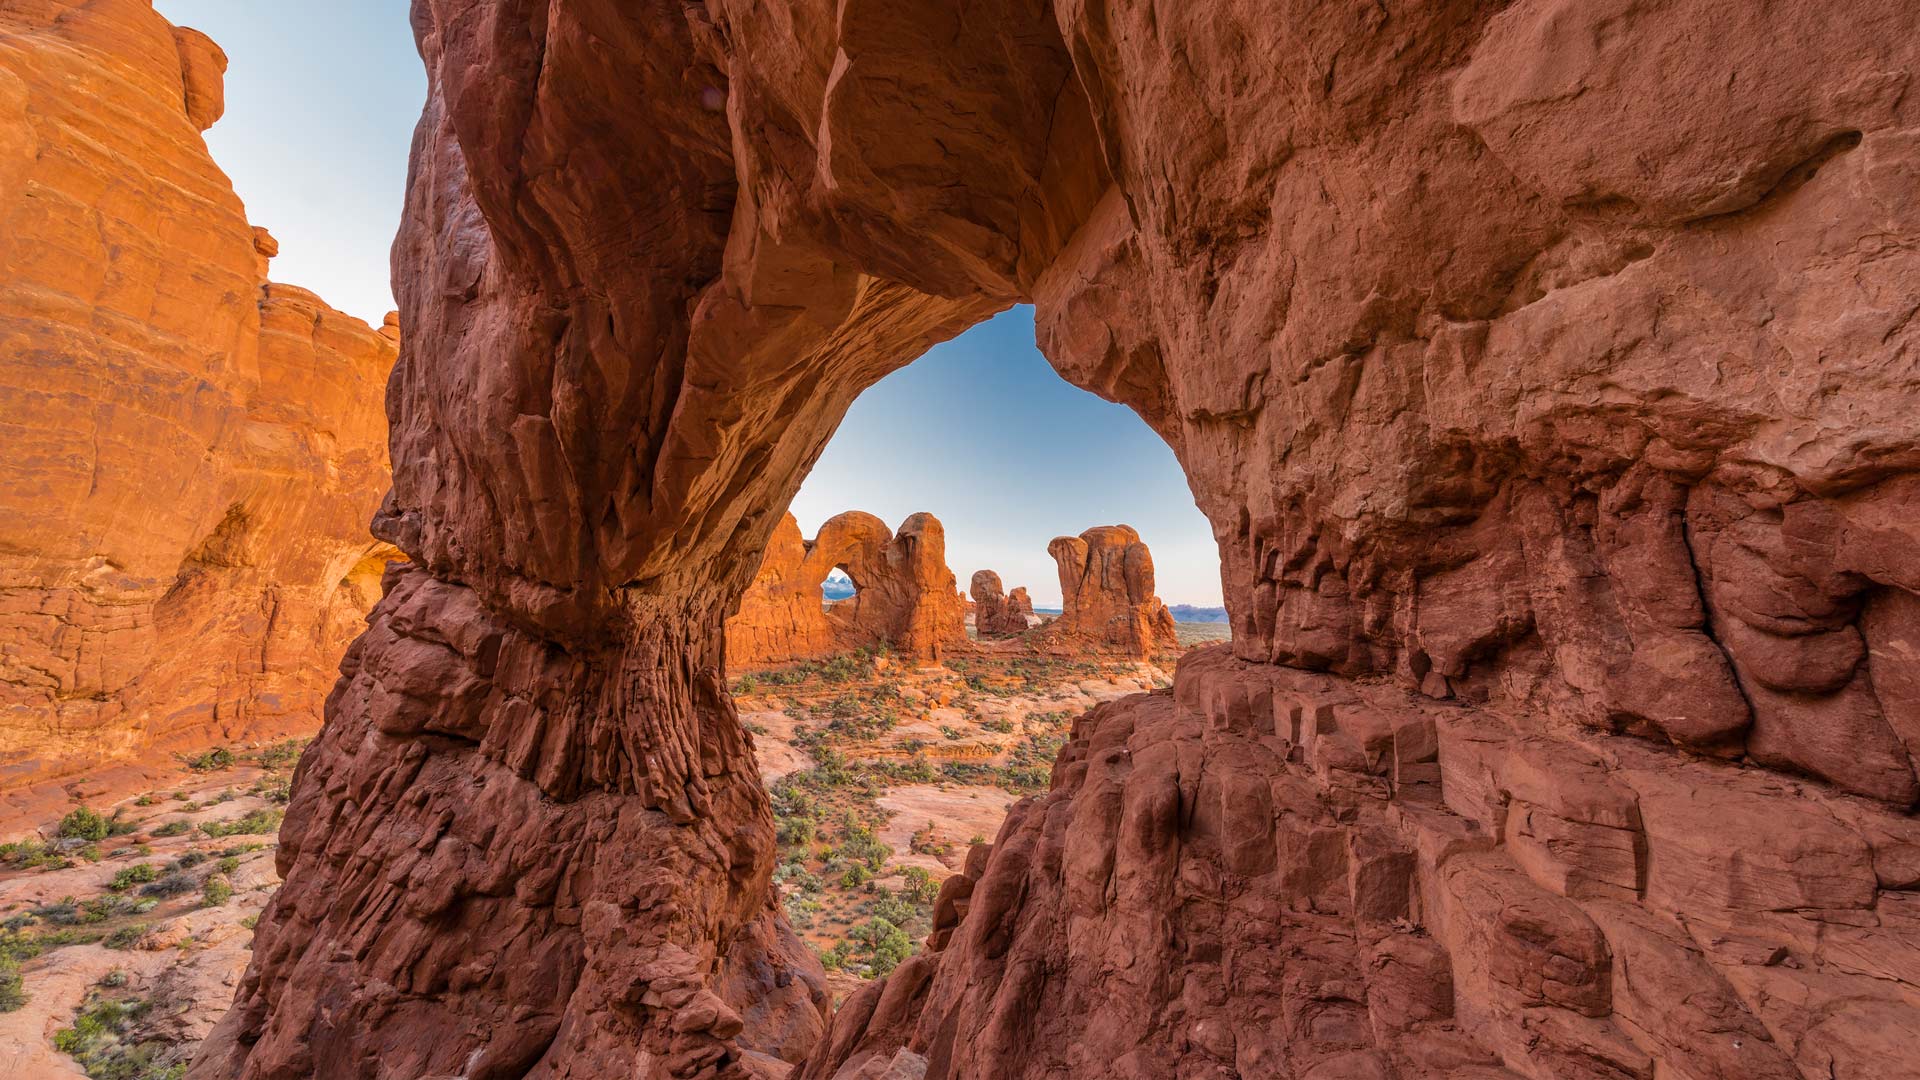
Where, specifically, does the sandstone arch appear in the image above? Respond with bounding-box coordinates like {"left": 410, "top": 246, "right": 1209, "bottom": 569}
{"left": 727, "top": 511, "right": 967, "bottom": 667}
{"left": 172, "top": 0, "right": 1920, "bottom": 1077}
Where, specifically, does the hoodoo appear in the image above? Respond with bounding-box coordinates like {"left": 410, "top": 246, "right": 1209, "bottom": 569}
{"left": 727, "top": 511, "right": 967, "bottom": 667}
{"left": 1045, "top": 525, "right": 1180, "bottom": 659}
{"left": 0, "top": 0, "right": 398, "bottom": 801}
{"left": 969, "top": 570, "right": 1034, "bottom": 638}
{"left": 155, "top": 0, "right": 1920, "bottom": 1078}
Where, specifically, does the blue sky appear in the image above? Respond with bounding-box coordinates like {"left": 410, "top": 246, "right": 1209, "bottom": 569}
{"left": 153, "top": 4, "right": 1223, "bottom": 607}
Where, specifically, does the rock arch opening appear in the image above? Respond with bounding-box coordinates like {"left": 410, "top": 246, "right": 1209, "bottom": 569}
{"left": 193, "top": 2, "right": 1920, "bottom": 1079}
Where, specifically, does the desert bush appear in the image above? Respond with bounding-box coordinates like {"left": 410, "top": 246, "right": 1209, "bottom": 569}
{"left": 201, "top": 876, "right": 234, "bottom": 907}
{"left": 58, "top": 807, "right": 109, "bottom": 842}
{"left": 199, "top": 809, "right": 282, "bottom": 838}
{"left": 0, "top": 955, "right": 24, "bottom": 1012}
{"left": 109, "top": 865, "right": 161, "bottom": 892}
{"left": 184, "top": 747, "right": 235, "bottom": 772}
{"left": 139, "top": 872, "right": 196, "bottom": 899}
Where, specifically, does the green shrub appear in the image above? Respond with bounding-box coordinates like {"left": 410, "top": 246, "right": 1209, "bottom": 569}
{"left": 902, "top": 866, "right": 938, "bottom": 905}
{"left": 0, "top": 955, "right": 24, "bottom": 1012}
{"left": 51, "top": 993, "right": 188, "bottom": 1079}
{"left": 216, "top": 856, "right": 240, "bottom": 876}
{"left": 200, "top": 876, "right": 233, "bottom": 907}
{"left": 254, "top": 740, "right": 305, "bottom": 769}
{"left": 58, "top": 807, "right": 110, "bottom": 842}
{"left": 109, "top": 864, "right": 161, "bottom": 892}
{"left": 184, "top": 747, "right": 236, "bottom": 772}
{"left": 150, "top": 822, "right": 190, "bottom": 839}
{"left": 103, "top": 925, "right": 146, "bottom": 950}
{"left": 0, "top": 838, "right": 64, "bottom": 869}
{"left": 199, "top": 809, "right": 282, "bottom": 839}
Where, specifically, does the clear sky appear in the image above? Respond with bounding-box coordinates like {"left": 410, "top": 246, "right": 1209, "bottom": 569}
{"left": 152, "top": 4, "right": 1225, "bottom": 608}
{"left": 154, "top": 1, "right": 424, "bottom": 324}
{"left": 791, "top": 308, "right": 1222, "bottom": 607}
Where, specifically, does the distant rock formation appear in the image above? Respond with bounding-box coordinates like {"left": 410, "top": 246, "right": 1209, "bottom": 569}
{"left": 0, "top": 2, "right": 398, "bottom": 794}
{"left": 969, "top": 570, "right": 1034, "bottom": 637}
{"left": 726, "top": 513, "right": 837, "bottom": 666}
{"left": 1045, "top": 526, "right": 1179, "bottom": 658}
{"left": 728, "top": 512, "right": 967, "bottom": 666}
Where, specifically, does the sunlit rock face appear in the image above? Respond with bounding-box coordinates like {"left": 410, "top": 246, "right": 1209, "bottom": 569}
{"left": 969, "top": 570, "right": 1034, "bottom": 639}
{"left": 180, "top": 0, "right": 1920, "bottom": 1078}
{"left": 1045, "top": 524, "right": 1179, "bottom": 659}
{"left": 728, "top": 510, "right": 968, "bottom": 667}
{"left": 0, "top": 0, "right": 398, "bottom": 801}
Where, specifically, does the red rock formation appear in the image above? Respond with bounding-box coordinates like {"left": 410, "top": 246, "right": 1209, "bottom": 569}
{"left": 727, "top": 513, "right": 837, "bottom": 667}
{"left": 0, "top": 1, "right": 398, "bottom": 799}
{"left": 728, "top": 512, "right": 967, "bottom": 667}
{"left": 968, "top": 570, "right": 1033, "bottom": 638}
{"left": 1044, "top": 525, "right": 1180, "bottom": 658}
{"left": 189, "top": 0, "right": 1920, "bottom": 1077}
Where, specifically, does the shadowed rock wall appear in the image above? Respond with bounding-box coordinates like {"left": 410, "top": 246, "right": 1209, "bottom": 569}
{"left": 187, "top": 0, "right": 1920, "bottom": 1078}
{"left": 0, "top": 0, "right": 399, "bottom": 798}
{"left": 728, "top": 511, "right": 967, "bottom": 668}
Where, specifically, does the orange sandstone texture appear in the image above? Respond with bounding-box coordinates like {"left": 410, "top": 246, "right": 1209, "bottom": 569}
{"left": 968, "top": 570, "right": 1033, "bottom": 638}
{"left": 728, "top": 511, "right": 967, "bottom": 667}
{"left": 1043, "top": 524, "right": 1179, "bottom": 658}
{"left": 0, "top": 1, "right": 398, "bottom": 798}
{"left": 188, "top": 0, "right": 1920, "bottom": 1078}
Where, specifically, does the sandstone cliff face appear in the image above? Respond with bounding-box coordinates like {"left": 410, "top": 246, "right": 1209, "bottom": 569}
{"left": 192, "top": 0, "right": 1920, "bottom": 1078}
{"left": 1045, "top": 525, "right": 1180, "bottom": 658}
{"left": 729, "top": 511, "right": 967, "bottom": 667}
{"left": 968, "top": 571, "right": 1034, "bottom": 638}
{"left": 0, "top": 0, "right": 399, "bottom": 796}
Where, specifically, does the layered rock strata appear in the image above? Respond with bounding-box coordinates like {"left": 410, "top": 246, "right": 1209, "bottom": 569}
{"left": 191, "top": 0, "right": 1920, "bottom": 1077}
{"left": 0, "top": 0, "right": 398, "bottom": 794}
{"left": 967, "top": 571, "right": 1034, "bottom": 638}
{"left": 728, "top": 512, "right": 967, "bottom": 668}
{"left": 810, "top": 645, "right": 1920, "bottom": 1079}
{"left": 1045, "top": 525, "right": 1180, "bottom": 658}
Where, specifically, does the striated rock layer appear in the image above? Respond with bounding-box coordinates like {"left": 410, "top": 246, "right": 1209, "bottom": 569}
{"left": 0, "top": 0, "right": 398, "bottom": 797}
{"left": 728, "top": 511, "right": 967, "bottom": 668}
{"left": 1044, "top": 525, "right": 1180, "bottom": 659}
{"left": 195, "top": 0, "right": 1920, "bottom": 1078}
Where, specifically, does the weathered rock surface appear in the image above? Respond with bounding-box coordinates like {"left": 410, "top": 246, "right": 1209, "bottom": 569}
{"left": 813, "top": 648, "right": 1920, "bottom": 1080}
{"left": 1044, "top": 525, "right": 1180, "bottom": 658}
{"left": 967, "top": 571, "right": 1033, "bottom": 638}
{"left": 728, "top": 512, "right": 967, "bottom": 667}
{"left": 184, "top": 0, "right": 1920, "bottom": 1077}
{"left": 0, "top": 0, "right": 398, "bottom": 796}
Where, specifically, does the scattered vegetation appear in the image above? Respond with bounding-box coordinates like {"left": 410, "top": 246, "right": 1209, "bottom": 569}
{"left": 183, "top": 747, "right": 236, "bottom": 772}
{"left": 0, "top": 955, "right": 24, "bottom": 1012}
{"left": 54, "top": 991, "right": 189, "bottom": 1080}
{"left": 58, "top": 807, "right": 111, "bottom": 842}
{"left": 110, "top": 864, "right": 163, "bottom": 892}
{"left": 199, "top": 808, "right": 282, "bottom": 838}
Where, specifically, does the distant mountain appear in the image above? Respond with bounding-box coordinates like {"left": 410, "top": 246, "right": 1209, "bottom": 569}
{"left": 822, "top": 573, "right": 856, "bottom": 600}
{"left": 1168, "top": 604, "right": 1228, "bottom": 624}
